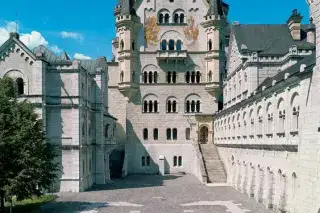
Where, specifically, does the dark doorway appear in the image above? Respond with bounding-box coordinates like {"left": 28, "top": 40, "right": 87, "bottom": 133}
{"left": 109, "top": 150, "right": 125, "bottom": 179}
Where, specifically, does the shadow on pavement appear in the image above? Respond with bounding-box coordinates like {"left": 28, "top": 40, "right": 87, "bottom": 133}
{"left": 90, "top": 174, "right": 183, "bottom": 191}
{"left": 33, "top": 201, "right": 108, "bottom": 213}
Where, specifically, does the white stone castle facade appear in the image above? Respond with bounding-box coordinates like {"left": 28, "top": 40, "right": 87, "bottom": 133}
{"left": 108, "top": 0, "right": 227, "bottom": 178}
{"left": 0, "top": 0, "right": 320, "bottom": 212}
{"left": 0, "top": 35, "right": 117, "bottom": 192}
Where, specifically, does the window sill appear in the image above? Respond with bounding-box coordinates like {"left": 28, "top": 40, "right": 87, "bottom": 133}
{"left": 276, "top": 132, "right": 285, "bottom": 137}
{"left": 290, "top": 130, "right": 299, "bottom": 136}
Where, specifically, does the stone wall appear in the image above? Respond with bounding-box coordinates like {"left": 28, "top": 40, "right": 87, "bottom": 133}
{"left": 295, "top": 1, "right": 320, "bottom": 212}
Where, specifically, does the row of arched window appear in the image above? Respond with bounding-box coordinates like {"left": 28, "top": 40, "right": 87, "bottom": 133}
{"left": 185, "top": 71, "right": 201, "bottom": 83}
{"left": 161, "top": 39, "right": 182, "bottom": 51}
{"left": 142, "top": 99, "right": 201, "bottom": 113}
{"left": 143, "top": 71, "right": 158, "bottom": 83}
{"left": 143, "top": 128, "right": 192, "bottom": 140}
{"left": 119, "top": 39, "right": 136, "bottom": 51}
{"left": 158, "top": 11, "right": 185, "bottom": 24}
{"left": 215, "top": 93, "right": 300, "bottom": 139}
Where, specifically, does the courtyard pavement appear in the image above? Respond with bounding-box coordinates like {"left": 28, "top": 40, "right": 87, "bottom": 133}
{"left": 36, "top": 175, "right": 276, "bottom": 213}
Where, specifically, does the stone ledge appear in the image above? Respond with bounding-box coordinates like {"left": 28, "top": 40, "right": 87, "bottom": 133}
{"left": 215, "top": 143, "right": 298, "bottom": 152}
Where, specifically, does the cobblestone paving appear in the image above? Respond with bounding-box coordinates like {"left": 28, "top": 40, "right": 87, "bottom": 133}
{"left": 36, "top": 175, "right": 276, "bottom": 213}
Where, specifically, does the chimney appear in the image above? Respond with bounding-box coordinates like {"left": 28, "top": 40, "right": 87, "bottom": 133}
{"left": 9, "top": 32, "right": 19, "bottom": 39}
{"left": 306, "top": 17, "right": 316, "bottom": 44}
{"left": 286, "top": 9, "right": 303, "bottom": 41}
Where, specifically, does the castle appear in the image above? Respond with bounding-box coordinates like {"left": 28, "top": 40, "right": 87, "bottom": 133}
{"left": 0, "top": 0, "right": 319, "bottom": 212}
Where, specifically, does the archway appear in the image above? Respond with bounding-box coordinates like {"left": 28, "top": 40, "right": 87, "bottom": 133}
{"left": 109, "top": 146, "right": 125, "bottom": 179}
{"left": 199, "top": 126, "right": 209, "bottom": 144}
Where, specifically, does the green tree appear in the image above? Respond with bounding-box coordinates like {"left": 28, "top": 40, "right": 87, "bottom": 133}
{"left": 0, "top": 77, "right": 58, "bottom": 213}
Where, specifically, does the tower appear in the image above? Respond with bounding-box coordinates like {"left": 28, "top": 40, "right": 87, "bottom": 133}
{"left": 115, "top": 0, "right": 142, "bottom": 99}
{"left": 201, "top": 0, "right": 228, "bottom": 99}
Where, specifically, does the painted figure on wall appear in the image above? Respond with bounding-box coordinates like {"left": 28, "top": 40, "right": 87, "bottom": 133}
{"left": 184, "top": 16, "right": 199, "bottom": 45}
{"left": 145, "top": 16, "right": 160, "bottom": 46}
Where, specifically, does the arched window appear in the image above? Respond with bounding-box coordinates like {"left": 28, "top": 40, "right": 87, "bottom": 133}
{"left": 191, "top": 71, "right": 196, "bottom": 83}
{"left": 148, "top": 71, "right": 153, "bottom": 83}
{"left": 153, "top": 128, "right": 158, "bottom": 140}
{"left": 132, "top": 40, "right": 135, "bottom": 50}
{"left": 120, "top": 71, "right": 124, "bottom": 82}
{"left": 148, "top": 100, "right": 153, "bottom": 112}
{"left": 186, "top": 72, "right": 190, "bottom": 83}
{"left": 143, "top": 101, "right": 148, "bottom": 113}
{"left": 174, "top": 13, "right": 179, "bottom": 23}
{"left": 143, "top": 128, "right": 148, "bottom": 140}
{"left": 105, "top": 124, "right": 109, "bottom": 138}
{"left": 169, "top": 39, "right": 175, "bottom": 50}
{"left": 191, "top": 100, "right": 196, "bottom": 112}
{"left": 185, "top": 128, "right": 191, "bottom": 140}
{"left": 154, "top": 100, "right": 158, "bottom": 113}
{"left": 16, "top": 78, "right": 24, "bottom": 95}
{"left": 196, "top": 71, "right": 201, "bottom": 83}
{"left": 186, "top": 100, "right": 190, "bottom": 112}
{"left": 161, "top": 40, "right": 167, "bottom": 50}
{"left": 180, "top": 14, "right": 185, "bottom": 23}
{"left": 292, "top": 107, "right": 299, "bottom": 131}
{"left": 208, "top": 39, "right": 212, "bottom": 51}
{"left": 166, "top": 128, "right": 172, "bottom": 140}
{"left": 143, "top": 71, "right": 148, "bottom": 83}
{"left": 176, "top": 40, "right": 182, "bottom": 51}
{"left": 173, "top": 128, "right": 177, "bottom": 140}
{"left": 120, "top": 40, "right": 124, "bottom": 51}
{"left": 167, "top": 100, "right": 172, "bottom": 112}
{"left": 167, "top": 72, "right": 172, "bottom": 83}
{"left": 154, "top": 72, "right": 158, "bottom": 83}
{"left": 208, "top": 71, "right": 212, "bottom": 82}
{"left": 132, "top": 71, "right": 135, "bottom": 82}
{"left": 159, "top": 13, "right": 164, "bottom": 24}
{"left": 172, "top": 100, "right": 177, "bottom": 112}
{"left": 172, "top": 71, "right": 177, "bottom": 83}
{"left": 164, "top": 14, "right": 170, "bottom": 23}
{"left": 196, "top": 100, "right": 200, "bottom": 112}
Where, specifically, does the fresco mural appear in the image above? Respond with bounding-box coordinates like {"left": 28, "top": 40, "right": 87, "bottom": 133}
{"left": 145, "top": 16, "right": 160, "bottom": 46}
{"left": 184, "top": 16, "right": 199, "bottom": 45}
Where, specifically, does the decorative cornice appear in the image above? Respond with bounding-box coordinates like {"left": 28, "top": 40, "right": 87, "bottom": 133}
{"left": 215, "top": 143, "right": 298, "bottom": 152}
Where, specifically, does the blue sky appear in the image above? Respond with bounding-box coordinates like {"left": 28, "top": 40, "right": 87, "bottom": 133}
{"left": 0, "top": 0, "right": 309, "bottom": 60}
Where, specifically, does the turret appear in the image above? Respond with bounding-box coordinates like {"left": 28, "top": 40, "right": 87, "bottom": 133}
{"left": 114, "top": 0, "right": 142, "bottom": 99}
{"left": 201, "top": 0, "right": 228, "bottom": 97}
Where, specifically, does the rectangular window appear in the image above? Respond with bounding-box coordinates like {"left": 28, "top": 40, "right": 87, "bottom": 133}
{"left": 173, "top": 156, "right": 177, "bottom": 167}
{"left": 146, "top": 156, "right": 150, "bottom": 166}
{"left": 178, "top": 156, "right": 182, "bottom": 167}
{"left": 142, "top": 156, "right": 151, "bottom": 167}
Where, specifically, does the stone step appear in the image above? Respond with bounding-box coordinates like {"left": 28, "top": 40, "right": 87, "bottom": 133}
{"left": 200, "top": 143, "right": 227, "bottom": 184}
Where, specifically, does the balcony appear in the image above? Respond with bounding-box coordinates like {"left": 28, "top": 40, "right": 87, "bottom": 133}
{"left": 205, "top": 82, "right": 220, "bottom": 96}
{"left": 156, "top": 50, "right": 187, "bottom": 61}
{"left": 118, "top": 82, "right": 139, "bottom": 99}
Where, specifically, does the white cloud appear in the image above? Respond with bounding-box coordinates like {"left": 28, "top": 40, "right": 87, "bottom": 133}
{"left": 0, "top": 21, "right": 17, "bottom": 45}
{"left": 50, "top": 45, "right": 62, "bottom": 54}
{"left": 20, "top": 31, "right": 48, "bottom": 49}
{"left": 60, "top": 31, "right": 84, "bottom": 41}
{"left": 74, "top": 53, "right": 91, "bottom": 60}
{"left": 0, "top": 21, "right": 63, "bottom": 56}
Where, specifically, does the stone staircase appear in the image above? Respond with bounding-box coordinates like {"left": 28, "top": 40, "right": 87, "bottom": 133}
{"left": 199, "top": 143, "right": 227, "bottom": 183}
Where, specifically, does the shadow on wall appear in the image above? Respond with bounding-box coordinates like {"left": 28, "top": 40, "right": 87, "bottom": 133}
{"left": 46, "top": 74, "right": 65, "bottom": 192}
{"left": 126, "top": 119, "right": 160, "bottom": 174}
